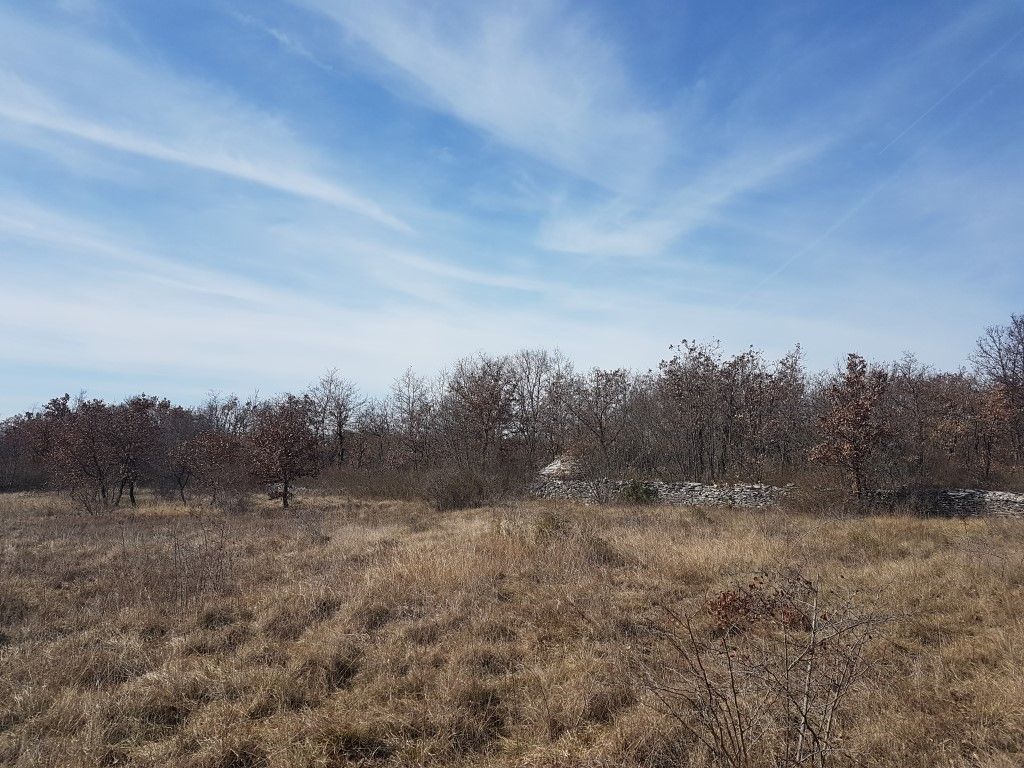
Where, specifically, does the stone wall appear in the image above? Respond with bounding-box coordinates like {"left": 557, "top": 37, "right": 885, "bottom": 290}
{"left": 868, "top": 488, "right": 1024, "bottom": 518}
{"left": 532, "top": 478, "right": 1024, "bottom": 517}
{"left": 531, "top": 478, "right": 783, "bottom": 508}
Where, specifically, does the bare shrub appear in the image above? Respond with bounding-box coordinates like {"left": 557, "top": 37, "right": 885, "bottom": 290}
{"left": 638, "top": 570, "right": 892, "bottom": 768}
{"left": 114, "top": 517, "right": 236, "bottom": 612}
{"left": 423, "top": 465, "right": 490, "bottom": 511}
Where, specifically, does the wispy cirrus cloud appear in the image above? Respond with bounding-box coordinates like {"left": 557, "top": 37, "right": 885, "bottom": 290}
{"left": 293, "top": 0, "right": 672, "bottom": 191}
{"left": 290, "top": 2, "right": 841, "bottom": 259}
{"left": 0, "top": 200, "right": 282, "bottom": 307}
{"left": 537, "top": 140, "right": 831, "bottom": 258}
{"left": 0, "top": 9, "right": 410, "bottom": 232}
{"left": 0, "top": 198, "right": 689, "bottom": 410}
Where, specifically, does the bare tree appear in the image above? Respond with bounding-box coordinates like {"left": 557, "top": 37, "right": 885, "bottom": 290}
{"left": 972, "top": 384, "right": 1014, "bottom": 480}
{"left": 658, "top": 341, "right": 808, "bottom": 482}
{"left": 444, "top": 353, "right": 516, "bottom": 472}
{"left": 108, "top": 395, "right": 172, "bottom": 507}
{"left": 353, "top": 398, "right": 395, "bottom": 469}
{"left": 390, "top": 367, "right": 434, "bottom": 469}
{"left": 565, "top": 367, "right": 636, "bottom": 481}
{"left": 974, "top": 314, "right": 1024, "bottom": 459}
{"left": 974, "top": 314, "right": 1024, "bottom": 401}
{"left": 306, "top": 369, "right": 361, "bottom": 467}
{"left": 171, "top": 431, "right": 245, "bottom": 505}
{"left": 761, "top": 346, "right": 813, "bottom": 475}
{"left": 247, "top": 395, "right": 320, "bottom": 508}
{"left": 0, "top": 414, "right": 41, "bottom": 491}
{"left": 810, "top": 354, "right": 889, "bottom": 498}
{"left": 40, "top": 395, "right": 122, "bottom": 511}
{"left": 200, "top": 391, "right": 260, "bottom": 436}
{"left": 5, "top": 317, "right": 1022, "bottom": 501}
{"left": 510, "top": 348, "right": 572, "bottom": 471}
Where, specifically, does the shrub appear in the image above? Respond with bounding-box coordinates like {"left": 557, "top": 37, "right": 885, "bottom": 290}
{"left": 638, "top": 571, "right": 892, "bottom": 768}
{"left": 619, "top": 479, "right": 659, "bottom": 505}
{"left": 423, "top": 466, "right": 490, "bottom": 511}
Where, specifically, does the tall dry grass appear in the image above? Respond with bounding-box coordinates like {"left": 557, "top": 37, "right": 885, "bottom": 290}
{"left": 0, "top": 492, "right": 1022, "bottom": 767}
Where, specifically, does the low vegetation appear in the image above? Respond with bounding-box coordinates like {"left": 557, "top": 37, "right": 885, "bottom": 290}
{"left": 2, "top": 492, "right": 1022, "bottom": 767}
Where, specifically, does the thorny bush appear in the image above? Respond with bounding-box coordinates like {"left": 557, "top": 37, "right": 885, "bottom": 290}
{"left": 638, "top": 570, "right": 893, "bottom": 768}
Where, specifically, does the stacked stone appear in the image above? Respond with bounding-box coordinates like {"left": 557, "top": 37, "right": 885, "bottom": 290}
{"left": 530, "top": 478, "right": 1024, "bottom": 517}
{"left": 970, "top": 490, "right": 1024, "bottom": 517}
{"left": 841, "top": 487, "right": 1024, "bottom": 517}
{"left": 655, "top": 482, "right": 780, "bottom": 507}
{"left": 529, "top": 478, "right": 596, "bottom": 502}
{"left": 529, "top": 478, "right": 782, "bottom": 508}
{"left": 932, "top": 489, "right": 987, "bottom": 517}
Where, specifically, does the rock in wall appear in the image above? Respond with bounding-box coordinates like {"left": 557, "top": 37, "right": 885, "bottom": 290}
{"left": 533, "top": 478, "right": 1024, "bottom": 516}
{"left": 530, "top": 478, "right": 783, "bottom": 508}
{"left": 869, "top": 488, "right": 1024, "bottom": 518}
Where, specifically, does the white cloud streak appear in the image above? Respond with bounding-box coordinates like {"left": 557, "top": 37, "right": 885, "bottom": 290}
{"left": 294, "top": 0, "right": 670, "bottom": 191}
{"left": 537, "top": 141, "right": 831, "bottom": 258}
{"left": 293, "top": 2, "right": 840, "bottom": 259}
{"left": 0, "top": 11, "right": 410, "bottom": 232}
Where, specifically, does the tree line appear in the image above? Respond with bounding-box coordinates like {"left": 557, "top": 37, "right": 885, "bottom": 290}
{"left": 2, "top": 314, "right": 1022, "bottom": 508}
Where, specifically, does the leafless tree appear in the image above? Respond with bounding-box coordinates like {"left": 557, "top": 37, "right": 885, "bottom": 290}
{"left": 811, "top": 354, "right": 889, "bottom": 499}
{"left": 353, "top": 398, "right": 394, "bottom": 469}
{"left": 509, "top": 349, "right": 571, "bottom": 471}
{"left": 171, "top": 431, "right": 246, "bottom": 505}
{"left": 0, "top": 414, "right": 46, "bottom": 491}
{"left": 974, "top": 313, "right": 1024, "bottom": 459}
{"left": 39, "top": 395, "right": 121, "bottom": 511}
{"left": 389, "top": 367, "right": 434, "bottom": 469}
{"left": 5, "top": 315, "right": 1022, "bottom": 501}
{"left": 658, "top": 342, "right": 811, "bottom": 483}
{"left": 247, "top": 395, "right": 320, "bottom": 508}
{"left": 564, "top": 367, "right": 636, "bottom": 483}
{"left": 443, "top": 353, "right": 517, "bottom": 472}
{"left": 306, "top": 368, "right": 361, "bottom": 467}
{"left": 200, "top": 391, "right": 260, "bottom": 436}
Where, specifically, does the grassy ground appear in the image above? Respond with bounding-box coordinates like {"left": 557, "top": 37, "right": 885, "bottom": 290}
{"left": 1, "top": 492, "right": 1022, "bottom": 767}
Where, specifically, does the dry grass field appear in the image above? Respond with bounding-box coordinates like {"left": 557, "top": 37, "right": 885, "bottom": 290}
{"left": 1, "top": 492, "right": 1023, "bottom": 767}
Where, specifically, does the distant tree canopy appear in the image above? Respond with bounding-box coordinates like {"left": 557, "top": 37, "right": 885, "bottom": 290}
{"left": 3, "top": 313, "right": 1023, "bottom": 507}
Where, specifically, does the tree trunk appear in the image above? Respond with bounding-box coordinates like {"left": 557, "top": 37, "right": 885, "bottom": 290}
{"left": 853, "top": 466, "right": 864, "bottom": 499}
{"left": 282, "top": 477, "right": 289, "bottom": 508}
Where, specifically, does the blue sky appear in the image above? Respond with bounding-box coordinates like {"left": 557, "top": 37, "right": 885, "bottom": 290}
{"left": 2, "top": 0, "right": 1023, "bottom": 415}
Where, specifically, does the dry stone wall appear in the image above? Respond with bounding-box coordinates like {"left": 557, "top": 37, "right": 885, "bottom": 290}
{"left": 869, "top": 488, "right": 1024, "bottom": 518}
{"left": 531, "top": 478, "right": 783, "bottom": 508}
{"left": 532, "top": 477, "right": 1024, "bottom": 517}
